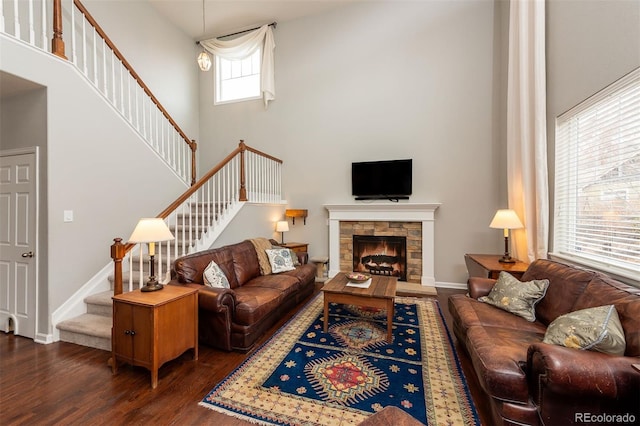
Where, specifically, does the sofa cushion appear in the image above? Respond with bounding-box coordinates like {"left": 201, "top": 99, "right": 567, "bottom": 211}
{"left": 572, "top": 273, "right": 640, "bottom": 357}
{"left": 203, "top": 260, "right": 230, "bottom": 288}
{"left": 543, "top": 305, "right": 626, "bottom": 356}
{"left": 279, "top": 264, "right": 317, "bottom": 288}
{"left": 449, "top": 294, "right": 546, "bottom": 336}
{"left": 479, "top": 272, "right": 549, "bottom": 322}
{"left": 233, "top": 287, "right": 283, "bottom": 326}
{"left": 465, "top": 325, "right": 545, "bottom": 403}
{"left": 230, "top": 241, "right": 261, "bottom": 287}
{"left": 522, "top": 259, "right": 594, "bottom": 325}
{"left": 242, "top": 274, "right": 301, "bottom": 299}
{"left": 172, "top": 246, "right": 238, "bottom": 288}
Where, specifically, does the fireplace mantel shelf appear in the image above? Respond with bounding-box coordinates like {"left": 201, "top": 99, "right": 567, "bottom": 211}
{"left": 325, "top": 203, "right": 441, "bottom": 286}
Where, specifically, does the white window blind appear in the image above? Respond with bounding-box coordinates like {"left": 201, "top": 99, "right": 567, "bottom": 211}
{"left": 553, "top": 67, "right": 640, "bottom": 279}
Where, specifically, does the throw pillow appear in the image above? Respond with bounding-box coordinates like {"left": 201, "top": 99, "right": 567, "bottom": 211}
{"left": 265, "top": 248, "right": 296, "bottom": 273}
{"left": 479, "top": 271, "right": 549, "bottom": 322}
{"left": 543, "top": 305, "right": 626, "bottom": 356}
{"left": 203, "top": 260, "right": 230, "bottom": 289}
{"left": 289, "top": 249, "right": 301, "bottom": 266}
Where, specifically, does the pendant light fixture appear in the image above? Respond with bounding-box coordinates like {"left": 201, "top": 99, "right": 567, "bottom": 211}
{"left": 197, "top": 0, "right": 211, "bottom": 71}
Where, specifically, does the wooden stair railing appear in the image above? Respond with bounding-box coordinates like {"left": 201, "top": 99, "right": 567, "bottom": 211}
{"left": 1, "top": 0, "right": 197, "bottom": 184}
{"left": 110, "top": 141, "right": 284, "bottom": 296}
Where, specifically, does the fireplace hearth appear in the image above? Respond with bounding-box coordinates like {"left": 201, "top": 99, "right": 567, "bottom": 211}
{"left": 353, "top": 235, "right": 407, "bottom": 281}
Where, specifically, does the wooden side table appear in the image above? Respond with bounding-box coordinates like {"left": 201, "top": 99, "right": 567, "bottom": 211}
{"left": 464, "top": 254, "right": 530, "bottom": 280}
{"left": 281, "top": 242, "right": 308, "bottom": 254}
{"left": 111, "top": 285, "right": 198, "bottom": 389}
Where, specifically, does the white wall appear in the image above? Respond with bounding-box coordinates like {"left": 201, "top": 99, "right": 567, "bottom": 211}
{"left": 0, "top": 36, "right": 190, "bottom": 334}
{"left": 83, "top": 0, "right": 200, "bottom": 141}
{"left": 199, "top": 1, "right": 508, "bottom": 284}
{"left": 546, "top": 0, "right": 640, "bottom": 248}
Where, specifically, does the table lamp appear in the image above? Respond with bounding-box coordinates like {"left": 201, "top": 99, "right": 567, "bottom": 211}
{"left": 128, "top": 218, "right": 175, "bottom": 292}
{"left": 276, "top": 220, "right": 289, "bottom": 244}
{"left": 489, "top": 209, "right": 523, "bottom": 263}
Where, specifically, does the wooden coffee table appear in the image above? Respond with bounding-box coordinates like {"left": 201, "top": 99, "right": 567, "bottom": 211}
{"left": 321, "top": 272, "right": 397, "bottom": 342}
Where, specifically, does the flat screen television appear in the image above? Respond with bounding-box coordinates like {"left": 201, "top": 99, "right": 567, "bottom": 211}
{"left": 351, "top": 159, "right": 412, "bottom": 201}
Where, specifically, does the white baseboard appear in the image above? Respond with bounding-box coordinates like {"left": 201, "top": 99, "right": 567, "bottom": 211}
{"left": 435, "top": 281, "right": 467, "bottom": 290}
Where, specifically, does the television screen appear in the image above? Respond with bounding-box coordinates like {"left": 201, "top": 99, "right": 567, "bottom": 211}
{"left": 351, "top": 159, "right": 412, "bottom": 200}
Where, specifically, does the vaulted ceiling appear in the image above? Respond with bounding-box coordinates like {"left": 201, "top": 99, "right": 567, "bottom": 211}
{"left": 147, "top": 0, "right": 355, "bottom": 40}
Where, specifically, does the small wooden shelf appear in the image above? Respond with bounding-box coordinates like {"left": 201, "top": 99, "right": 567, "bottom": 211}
{"left": 285, "top": 209, "right": 308, "bottom": 225}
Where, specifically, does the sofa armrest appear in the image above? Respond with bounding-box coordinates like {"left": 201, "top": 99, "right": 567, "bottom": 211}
{"left": 297, "top": 252, "right": 309, "bottom": 264}
{"left": 467, "top": 277, "right": 496, "bottom": 299}
{"left": 528, "top": 342, "right": 640, "bottom": 400}
{"left": 167, "top": 281, "right": 236, "bottom": 313}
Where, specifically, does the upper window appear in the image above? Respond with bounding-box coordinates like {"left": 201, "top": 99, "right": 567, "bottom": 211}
{"left": 553, "top": 67, "right": 640, "bottom": 279}
{"left": 214, "top": 48, "right": 261, "bottom": 105}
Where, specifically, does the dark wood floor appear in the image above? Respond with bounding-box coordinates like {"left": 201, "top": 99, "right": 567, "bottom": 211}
{"left": 0, "top": 286, "right": 489, "bottom": 425}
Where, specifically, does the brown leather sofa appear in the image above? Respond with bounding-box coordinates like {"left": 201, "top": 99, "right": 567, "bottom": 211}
{"left": 448, "top": 259, "right": 640, "bottom": 426}
{"left": 168, "top": 240, "right": 316, "bottom": 352}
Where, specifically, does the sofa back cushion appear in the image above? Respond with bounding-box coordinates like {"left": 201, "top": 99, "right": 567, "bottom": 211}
{"left": 172, "top": 245, "right": 239, "bottom": 288}
{"left": 521, "top": 259, "right": 594, "bottom": 325}
{"left": 230, "top": 240, "right": 261, "bottom": 287}
{"left": 573, "top": 273, "right": 640, "bottom": 357}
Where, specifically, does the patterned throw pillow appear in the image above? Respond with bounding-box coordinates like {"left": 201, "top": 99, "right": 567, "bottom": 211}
{"left": 203, "top": 260, "right": 230, "bottom": 288}
{"left": 265, "top": 248, "right": 296, "bottom": 273}
{"left": 543, "top": 305, "right": 626, "bottom": 356}
{"left": 479, "top": 271, "right": 549, "bottom": 322}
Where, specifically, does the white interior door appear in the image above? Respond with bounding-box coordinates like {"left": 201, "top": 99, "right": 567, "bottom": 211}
{"left": 0, "top": 150, "right": 38, "bottom": 339}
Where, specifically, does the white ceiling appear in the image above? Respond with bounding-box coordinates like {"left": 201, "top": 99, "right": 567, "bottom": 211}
{"left": 147, "top": 0, "right": 356, "bottom": 40}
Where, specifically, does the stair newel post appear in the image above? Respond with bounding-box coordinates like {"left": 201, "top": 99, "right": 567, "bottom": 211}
{"left": 110, "top": 238, "right": 126, "bottom": 296}
{"left": 190, "top": 139, "right": 197, "bottom": 186}
{"left": 51, "top": 0, "right": 67, "bottom": 59}
{"left": 238, "top": 140, "right": 248, "bottom": 201}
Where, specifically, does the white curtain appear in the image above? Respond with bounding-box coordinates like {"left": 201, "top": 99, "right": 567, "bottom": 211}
{"left": 506, "top": 0, "right": 549, "bottom": 262}
{"left": 200, "top": 25, "right": 276, "bottom": 107}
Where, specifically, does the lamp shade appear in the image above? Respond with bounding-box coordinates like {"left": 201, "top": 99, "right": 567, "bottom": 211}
{"left": 128, "top": 218, "right": 175, "bottom": 243}
{"left": 489, "top": 209, "right": 524, "bottom": 230}
{"left": 276, "top": 220, "right": 289, "bottom": 233}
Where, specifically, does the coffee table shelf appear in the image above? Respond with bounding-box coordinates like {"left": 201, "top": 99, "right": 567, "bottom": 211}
{"left": 321, "top": 273, "right": 397, "bottom": 342}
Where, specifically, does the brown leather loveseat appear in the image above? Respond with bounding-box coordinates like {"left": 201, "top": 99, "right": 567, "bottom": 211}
{"left": 168, "top": 239, "right": 316, "bottom": 352}
{"left": 448, "top": 259, "right": 640, "bottom": 426}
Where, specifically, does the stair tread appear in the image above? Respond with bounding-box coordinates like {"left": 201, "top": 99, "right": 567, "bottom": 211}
{"left": 84, "top": 290, "right": 113, "bottom": 306}
{"left": 57, "top": 314, "right": 112, "bottom": 339}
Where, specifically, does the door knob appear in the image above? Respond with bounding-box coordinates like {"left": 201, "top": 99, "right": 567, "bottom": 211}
{"left": 21, "top": 251, "right": 34, "bottom": 258}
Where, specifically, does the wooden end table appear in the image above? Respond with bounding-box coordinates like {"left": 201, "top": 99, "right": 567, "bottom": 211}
{"left": 281, "top": 242, "right": 308, "bottom": 254}
{"left": 464, "top": 254, "right": 530, "bottom": 280}
{"left": 321, "top": 273, "right": 397, "bottom": 342}
{"left": 111, "top": 285, "right": 198, "bottom": 389}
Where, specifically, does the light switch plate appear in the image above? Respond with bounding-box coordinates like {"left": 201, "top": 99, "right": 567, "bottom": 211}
{"left": 63, "top": 210, "right": 74, "bottom": 222}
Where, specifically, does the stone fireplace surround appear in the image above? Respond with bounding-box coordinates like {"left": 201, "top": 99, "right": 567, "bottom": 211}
{"left": 325, "top": 203, "right": 440, "bottom": 286}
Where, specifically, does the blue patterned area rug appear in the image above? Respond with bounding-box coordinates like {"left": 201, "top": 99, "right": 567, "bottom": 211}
{"left": 200, "top": 294, "right": 479, "bottom": 425}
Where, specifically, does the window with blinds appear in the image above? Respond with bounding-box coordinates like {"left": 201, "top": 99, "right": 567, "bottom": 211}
{"left": 553, "top": 67, "right": 640, "bottom": 279}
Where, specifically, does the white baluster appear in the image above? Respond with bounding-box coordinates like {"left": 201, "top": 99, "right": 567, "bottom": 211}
{"left": 102, "top": 39, "right": 107, "bottom": 95}
{"left": 111, "top": 51, "right": 116, "bottom": 103}
{"left": 0, "top": 0, "right": 5, "bottom": 33}
{"left": 27, "top": 0, "right": 34, "bottom": 45}
{"left": 12, "top": 0, "right": 19, "bottom": 38}
{"left": 81, "top": 17, "right": 87, "bottom": 75}
{"left": 92, "top": 28, "right": 98, "bottom": 85}
{"left": 70, "top": 3, "right": 77, "bottom": 63}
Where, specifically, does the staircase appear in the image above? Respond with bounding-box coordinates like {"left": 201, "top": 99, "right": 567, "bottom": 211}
{"left": 56, "top": 201, "right": 234, "bottom": 351}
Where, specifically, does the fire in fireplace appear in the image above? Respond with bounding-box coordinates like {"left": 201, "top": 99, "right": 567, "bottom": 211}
{"left": 352, "top": 235, "right": 407, "bottom": 281}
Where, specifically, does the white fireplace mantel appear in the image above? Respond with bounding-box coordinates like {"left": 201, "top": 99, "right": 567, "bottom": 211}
{"left": 325, "top": 203, "right": 441, "bottom": 286}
